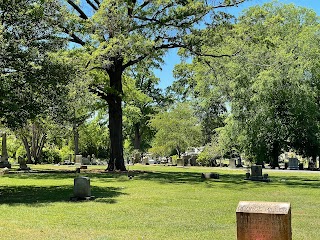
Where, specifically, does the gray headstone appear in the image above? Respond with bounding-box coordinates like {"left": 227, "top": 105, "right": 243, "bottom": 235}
{"left": 142, "top": 157, "right": 149, "bottom": 165}
{"left": 251, "top": 165, "right": 262, "bottom": 179}
{"left": 287, "top": 158, "right": 299, "bottom": 170}
{"left": 229, "top": 159, "right": 236, "bottom": 168}
{"left": 75, "top": 155, "right": 82, "bottom": 164}
{"left": 73, "top": 177, "right": 91, "bottom": 198}
{"left": 18, "top": 156, "right": 30, "bottom": 170}
{"left": 177, "top": 158, "right": 184, "bottom": 166}
{"left": 82, "top": 157, "right": 91, "bottom": 165}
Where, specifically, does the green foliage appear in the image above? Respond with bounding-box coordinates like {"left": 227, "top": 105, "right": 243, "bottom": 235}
{"left": 60, "top": 0, "right": 247, "bottom": 170}
{"left": 0, "top": 0, "right": 70, "bottom": 129}
{"left": 123, "top": 63, "right": 170, "bottom": 152}
{"left": 58, "top": 145, "right": 73, "bottom": 161}
{"left": 149, "top": 102, "right": 202, "bottom": 156}
{"left": 78, "top": 114, "right": 110, "bottom": 158}
{"left": 42, "top": 148, "right": 61, "bottom": 164}
{"left": 174, "top": 2, "right": 320, "bottom": 166}
{"left": 15, "top": 145, "right": 26, "bottom": 159}
{"left": 4, "top": 134, "right": 21, "bottom": 159}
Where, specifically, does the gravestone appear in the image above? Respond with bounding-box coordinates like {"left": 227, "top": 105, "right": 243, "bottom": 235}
{"left": 190, "top": 156, "right": 197, "bottom": 166}
{"left": 201, "top": 172, "right": 219, "bottom": 179}
{"left": 229, "top": 159, "right": 236, "bottom": 168}
{"left": 142, "top": 156, "right": 149, "bottom": 165}
{"left": 82, "top": 157, "right": 90, "bottom": 165}
{"left": 287, "top": 158, "right": 299, "bottom": 170}
{"left": 18, "top": 156, "right": 30, "bottom": 171}
{"left": 91, "top": 154, "right": 97, "bottom": 165}
{"left": 177, "top": 158, "right": 184, "bottom": 166}
{"left": 71, "top": 177, "right": 94, "bottom": 201}
{"left": 182, "top": 155, "right": 190, "bottom": 166}
{"left": 245, "top": 165, "right": 270, "bottom": 182}
{"left": 236, "top": 201, "right": 291, "bottom": 240}
{"left": 75, "top": 155, "right": 83, "bottom": 164}
{"left": 236, "top": 158, "right": 243, "bottom": 167}
{"left": 0, "top": 132, "right": 11, "bottom": 168}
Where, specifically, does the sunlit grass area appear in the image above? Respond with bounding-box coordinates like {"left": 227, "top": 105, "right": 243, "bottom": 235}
{"left": 0, "top": 164, "right": 319, "bottom": 239}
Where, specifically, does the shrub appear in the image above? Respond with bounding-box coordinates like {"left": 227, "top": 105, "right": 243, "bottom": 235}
{"left": 42, "top": 148, "right": 61, "bottom": 164}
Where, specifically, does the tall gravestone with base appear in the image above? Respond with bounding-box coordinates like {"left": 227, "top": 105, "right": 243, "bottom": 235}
{"left": 75, "top": 155, "right": 83, "bottom": 164}
{"left": 245, "top": 165, "right": 270, "bottom": 182}
{"left": 0, "top": 132, "right": 11, "bottom": 168}
{"left": 229, "top": 159, "right": 236, "bottom": 168}
{"left": 236, "top": 201, "right": 292, "bottom": 240}
{"left": 18, "top": 156, "right": 30, "bottom": 171}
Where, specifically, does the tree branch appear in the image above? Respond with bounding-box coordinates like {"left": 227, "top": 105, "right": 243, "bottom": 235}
{"left": 67, "top": 0, "right": 88, "bottom": 20}
{"left": 62, "top": 27, "right": 86, "bottom": 46}
{"left": 213, "top": 0, "right": 246, "bottom": 9}
{"left": 89, "top": 85, "right": 109, "bottom": 101}
{"left": 123, "top": 55, "right": 148, "bottom": 70}
{"left": 85, "top": 0, "right": 99, "bottom": 11}
{"left": 138, "top": 0, "right": 151, "bottom": 10}
{"left": 93, "top": 0, "right": 100, "bottom": 7}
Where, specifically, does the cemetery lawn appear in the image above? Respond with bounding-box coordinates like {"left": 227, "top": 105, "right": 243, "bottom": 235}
{"left": 0, "top": 165, "right": 319, "bottom": 240}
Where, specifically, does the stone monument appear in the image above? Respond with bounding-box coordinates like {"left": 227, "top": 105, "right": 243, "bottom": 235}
{"left": 71, "top": 177, "right": 94, "bottom": 201}
{"left": 229, "top": 159, "right": 236, "bottom": 168}
{"left": 18, "top": 156, "right": 30, "bottom": 171}
{"left": 236, "top": 201, "right": 292, "bottom": 240}
{"left": 0, "top": 132, "right": 11, "bottom": 168}
{"left": 177, "top": 158, "right": 184, "bottom": 166}
{"left": 75, "top": 155, "right": 83, "bottom": 164}
{"left": 245, "top": 165, "right": 270, "bottom": 182}
{"left": 287, "top": 158, "right": 299, "bottom": 170}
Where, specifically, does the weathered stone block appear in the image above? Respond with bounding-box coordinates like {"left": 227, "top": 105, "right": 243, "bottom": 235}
{"left": 236, "top": 201, "right": 291, "bottom": 240}
{"left": 73, "top": 177, "right": 91, "bottom": 198}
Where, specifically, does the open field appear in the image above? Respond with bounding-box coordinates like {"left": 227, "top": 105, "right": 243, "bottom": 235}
{"left": 0, "top": 164, "right": 319, "bottom": 240}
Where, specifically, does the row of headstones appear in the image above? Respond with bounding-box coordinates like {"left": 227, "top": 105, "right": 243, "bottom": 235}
{"left": 72, "top": 176, "right": 292, "bottom": 240}
{"left": 140, "top": 157, "right": 198, "bottom": 166}
{"left": 74, "top": 155, "right": 97, "bottom": 165}
{"left": 229, "top": 158, "right": 300, "bottom": 169}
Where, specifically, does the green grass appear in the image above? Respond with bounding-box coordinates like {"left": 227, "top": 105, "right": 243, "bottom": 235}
{"left": 0, "top": 164, "right": 319, "bottom": 239}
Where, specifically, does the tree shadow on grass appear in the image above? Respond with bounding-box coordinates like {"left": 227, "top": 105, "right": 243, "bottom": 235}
{"left": 135, "top": 170, "right": 247, "bottom": 185}
{"left": 0, "top": 185, "right": 125, "bottom": 206}
{"left": 4, "top": 170, "right": 128, "bottom": 181}
{"left": 133, "top": 170, "right": 320, "bottom": 190}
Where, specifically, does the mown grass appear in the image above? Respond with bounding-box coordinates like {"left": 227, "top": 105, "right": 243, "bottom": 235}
{"left": 0, "top": 164, "right": 319, "bottom": 240}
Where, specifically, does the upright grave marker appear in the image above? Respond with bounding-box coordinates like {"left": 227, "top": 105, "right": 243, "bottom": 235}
{"left": 236, "top": 201, "right": 292, "bottom": 240}
{"left": 245, "top": 165, "right": 270, "bottom": 182}
{"left": 229, "top": 159, "right": 236, "bottom": 168}
{"left": 287, "top": 158, "right": 299, "bottom": 170}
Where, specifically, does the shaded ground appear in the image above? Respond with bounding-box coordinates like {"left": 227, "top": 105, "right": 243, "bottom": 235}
{"left": 1, "top": 166, "right": 319, "bottom": 206}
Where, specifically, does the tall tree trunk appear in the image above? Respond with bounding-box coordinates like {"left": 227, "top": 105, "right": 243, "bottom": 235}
{"left": 35, "top": 133, "right": 46, "bottom": 164}
{"left": 106, "top": 61, "right": 126, "bottom": 171}
{"left": 31, "top": 123, "right": 37, "bottom": 161}
{"left": 270, "top": 142, "right": 280, "bottom": 169}
{"left": 21, "top": 136, "right": 32, "bottom": 164}
{"left": 1, "top": 132, "right": 8, "bottom": 162}
{"left": 176, "top": 146, "right": 181, "bottom": 158}
{"left": 134, "top": 123, "right": 141, "bottom": 150}
{"left": 73, "top": 121, "right": 79, "bottom": 157}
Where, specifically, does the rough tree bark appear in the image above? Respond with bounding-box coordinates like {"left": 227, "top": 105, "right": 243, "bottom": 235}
{"left": 105, "top": 59, "right": 126, "bottom": 171}
{"left": 133, "top": 123, "right": 141, "bottom": 150}
{"left": 270, "top": 142, "right": 280, "bottom": 169}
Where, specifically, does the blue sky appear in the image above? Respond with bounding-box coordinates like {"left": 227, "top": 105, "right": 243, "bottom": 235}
{"left": 155, "top": 0, "right": 320, "bottom": 89}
